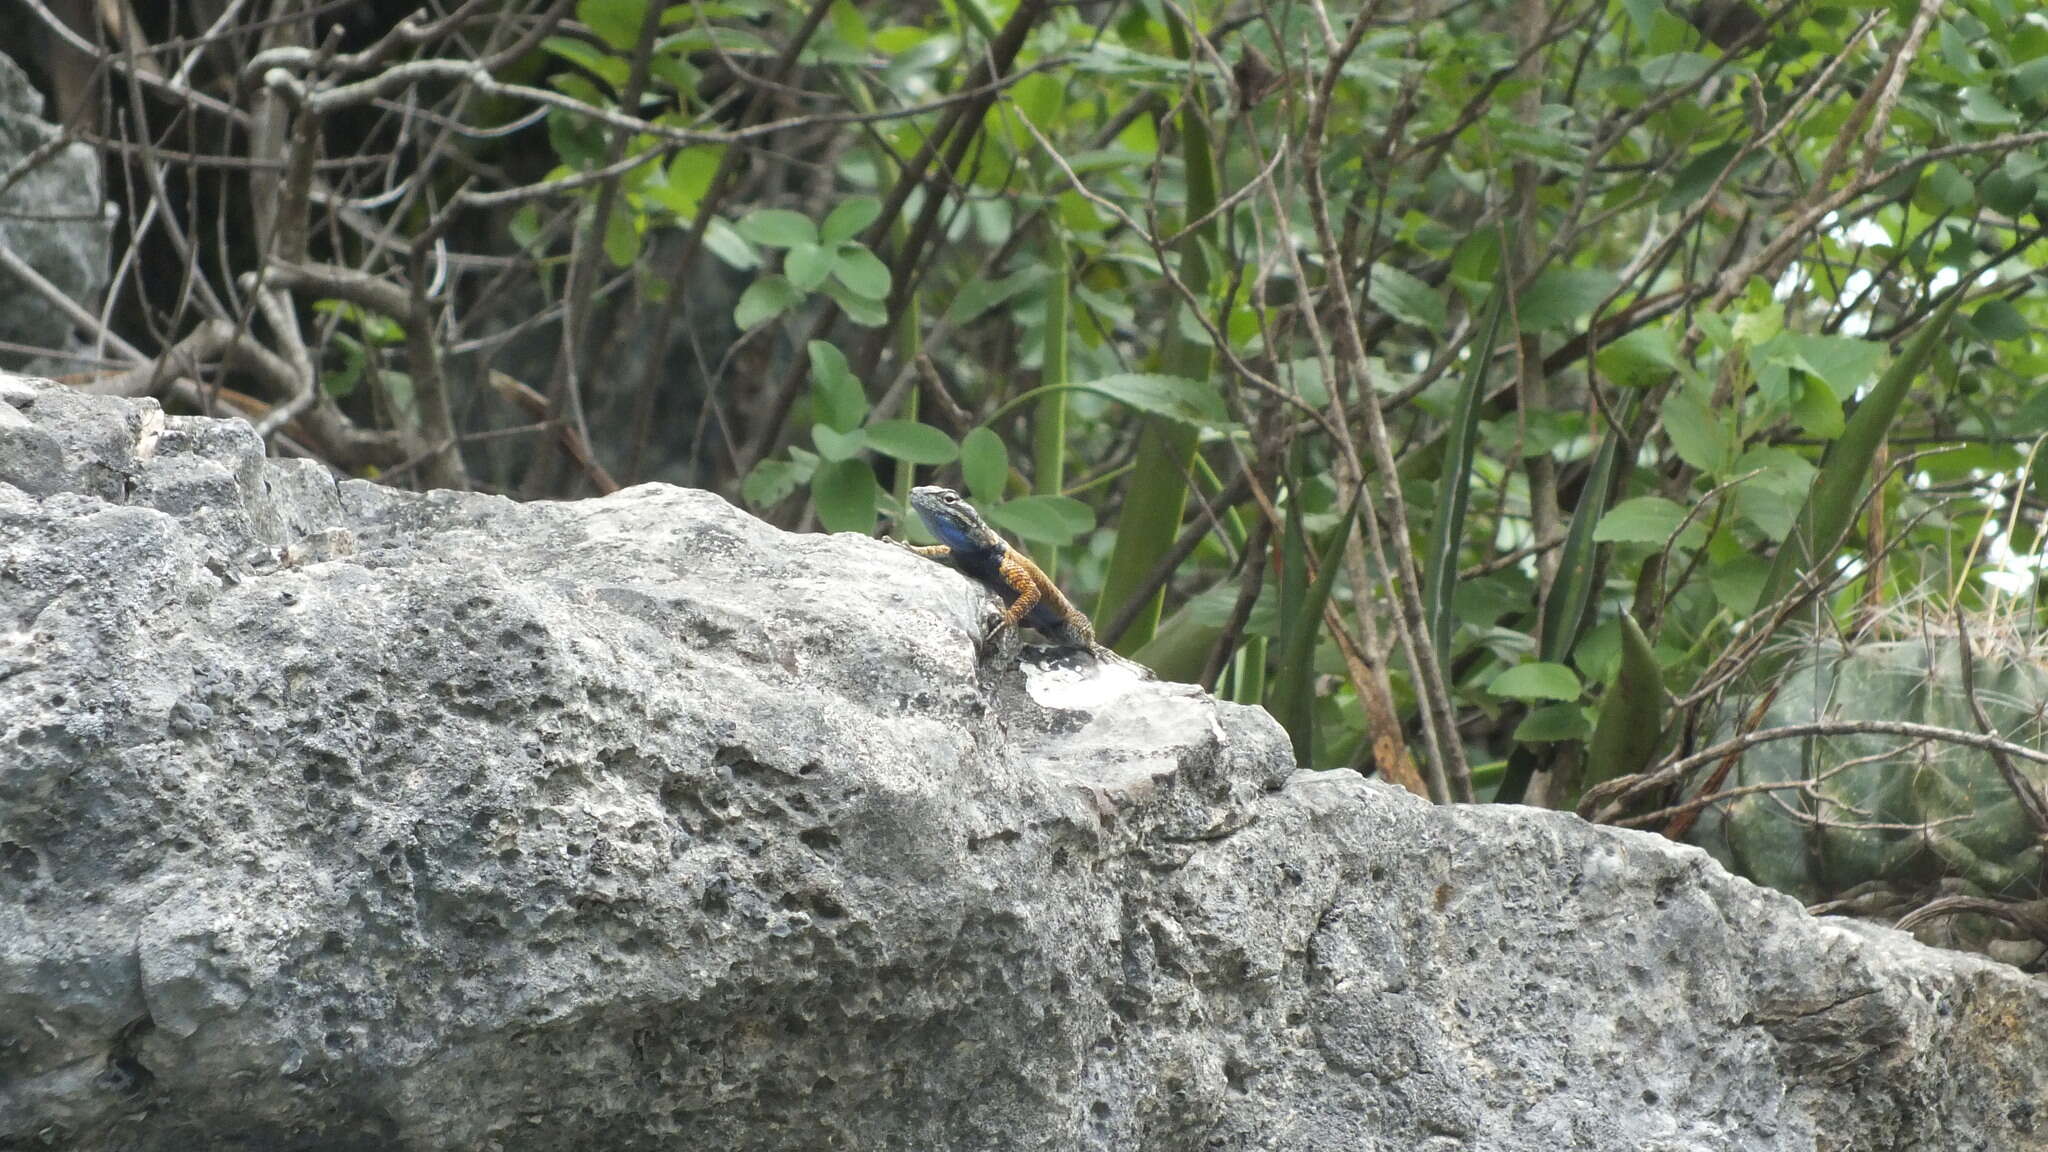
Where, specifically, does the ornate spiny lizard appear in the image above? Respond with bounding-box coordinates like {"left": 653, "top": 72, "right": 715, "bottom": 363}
{"left": 897, "top": 485, "right": 1098, "bottom": 649}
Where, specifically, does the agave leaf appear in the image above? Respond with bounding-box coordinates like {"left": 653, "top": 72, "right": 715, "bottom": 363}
{"left": 1230, "top": 637, "right": 1268, "bottom": 705}
{"left": 1130, "top": 585, "right": 1231, "bottom": 685}
{"left": 1540, "top": 395, "right": 1638, "bottom": 664}
{"left": 1422, "top": 278, "right": 1512, "bottom": 673}
{"left": 1124, "top": 462, "right": 1255, "bottom": 679}
{"left": 1580, "top": 612, "right": 1665, "bottom": 799}
{"left": 1269, "top": 490, "right": 1359, "bottom": 772}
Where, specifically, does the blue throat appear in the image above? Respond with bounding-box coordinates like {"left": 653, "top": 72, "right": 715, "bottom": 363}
{"left": 924, "top": 512, "right": 981, "bottom": 556}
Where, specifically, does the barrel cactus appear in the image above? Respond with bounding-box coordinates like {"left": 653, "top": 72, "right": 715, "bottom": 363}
{"left": 1688, "top": 629, "right": 2048, "bottom": 950}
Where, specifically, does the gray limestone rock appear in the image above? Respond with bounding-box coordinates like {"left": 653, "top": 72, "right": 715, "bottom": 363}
{"left": 1, "top": 373, "right": 2043, "bottom": 1151}
{"left": 0, "top": 54, "right": 113, "bottom": 369}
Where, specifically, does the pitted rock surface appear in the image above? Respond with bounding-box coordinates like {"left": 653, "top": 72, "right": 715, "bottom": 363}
{"left": 2, "top": 373, "right": 2044, "bottom": 1151}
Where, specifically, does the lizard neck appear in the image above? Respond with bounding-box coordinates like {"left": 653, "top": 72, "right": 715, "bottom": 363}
{"left": 926, "top": 511, "right": 1002, "bottom": 560}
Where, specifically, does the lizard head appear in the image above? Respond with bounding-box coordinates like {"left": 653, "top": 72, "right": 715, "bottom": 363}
{"left": 909, "top": 485, "right": 997, "bottom": 553}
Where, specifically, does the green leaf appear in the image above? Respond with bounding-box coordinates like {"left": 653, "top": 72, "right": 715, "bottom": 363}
{"left": 1923, "top": 161, "right": 1974, "bottom": 210}
{"left": 831, "top": 244, "right": 892, "bottom": 299}
{"left": 734, "top": 275, "right": 801, "bottom": 329}
{"left": 863, "top": 420, "right": 957, "bottom": 464}
{"left": 1595, "top": 325, "right": 1677, "bottom": 388}
{"left": 1972, "top": 299, "right": 2030, "bottom": 342}
{"left": 811, "top": 423, "right": 866, "bottom": 462}
{"left": 986, "top": 496, "right": 1095, "bottom": 545}
{"left": 961, "top": 427, "right": 1008, "bottom": 500}
{"left": 820, "top": 196, "right": 882, "bottom": 245}
{"left": 1732, "top": 301, "right": 1783, "bottom": 347}
{"left": 311, "top": 299, "right": 403, "bottom": 345}
{"left": 648, "top": 145, "right": 722, "bottom": 219}
{"left": 660, "top": 22, "right": 775, "bottom": 55}
{"left": 1981, "top": 169, "right": 2035, "bottom": 215}
{"left": 508, "top": 204, "right": 543, "bottom": 250}
{"left": 1732, "top": 446, "right": 1818, "bottom": 542}
{"left": 873, "top": 24, "right": 928, "bottom": 54}
{"left": 1368, "top": 263, "right": 1446, "bottom": 330}
{"left": 1662, "top": 392, "right": 1732, "bottom": 473}
{"left": 1790, "top": 375, "right": 1844, "bottom": 440}
{"left": 2016, "top": 53, "right": 2048, "bottom": 100}
{"left": 1075, "top": 373, "right": 1231, "bottom": 426}
{"left": 826, "top": 0, "right": 868, "bottom": 51}
{"left": 647, "top": 51, "right": 698, "bottom": 95}
{"left": 1620, "top": 0, "right": 1659, "bottom": 41}
{"left": 577, "top": 0, "right": 647, "bottom": 51}
{"left": 945, "top": 268, "right": 1047, "bottom": 327}
{"left": 784, "top": 242, "right": 833, "bottom": 291}
{"left": 546, "top": 66, "right": 607, "bottom": 103}
{"left": 320, "top": 333, "right": 365, "bottom": 398}
{"left": 1515, "top": 704, "right": 1592, "bottom": 743}
{"left": 823, "top": 278, "right": 887, "bottom": 326}
{"left": 703, "top": 218, "right": 760, "bottom": 270}
{"left": 1010, "top": 69, "right": 1064, "bottom": 127}
{"left": 545, "top": 105, "right": 608, "bottom": 170}
{"left": 2019, "top": 384, "right": 2048, "bottom": 434}
{"left": 1056, "top": 190, "right": 1114, "bottom": 233}
{"left": 541, "top": 36, "right": 630, "bottom": 89}
{"left": 1489, "top": 661, "right": 1583, "bottom": 702}
{"left": 1594, "top": 496, "right": 1703, "bottom": 548}
{"left": 1517, "top": 267, "right": 1617, "bottom": 331}
{"left": 742, "top": 457, "right": 804, "bottom": 507}
{"left": 1452, "top": 571, "right": 1532, "bottom": 628}
{"left": 1638, "top": 51, "right": 1713, "bottom": 87}
{"left": 602, "top": 206, "right": 640, "bottom": 268}
{"left": 1962, "top": 86, "right": 2020, "bottom": 126}
{"left": 811, "top": 458, "right": 879, "bottom": 533}
{"left": 1482, "top": 408, "right": 1586, "bottom": 459}
{"left": 806, "top": 340, "right": 867, "bottom": 431}
{"left": 736, "top": 208, "right": 818, "bottom": 249}
{"left": 1788, "top": 334, "right": 1884, "bottom": 398}
{"left": 1709, "top": 554, "right": 1770, "bottom": 614}
{"left": 1939, "top": 20, "right": 1987, "bottom": 79}
{"left": 1025, "top": 495, "right": 1093, "bottom": 536}
{"left": 1754, "top": 289, "right": 1966, "bottom": 630}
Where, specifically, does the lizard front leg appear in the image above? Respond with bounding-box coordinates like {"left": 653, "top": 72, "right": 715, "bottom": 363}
{"left": 896, "top": 542, "right": 953, "bottom": 559}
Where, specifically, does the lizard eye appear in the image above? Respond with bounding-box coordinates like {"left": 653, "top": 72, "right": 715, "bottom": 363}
{"left": 942, "top": 493, "right": 958, "bottom": 504}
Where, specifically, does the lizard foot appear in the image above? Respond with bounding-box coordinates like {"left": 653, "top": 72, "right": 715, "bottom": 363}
{"left": 975, "top": 617, "right": 1023, "bottom": 662}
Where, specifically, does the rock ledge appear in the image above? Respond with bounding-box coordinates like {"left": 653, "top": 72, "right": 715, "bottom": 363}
{"left": 2, "top": 376, "right": 2043, "bottom": 1151}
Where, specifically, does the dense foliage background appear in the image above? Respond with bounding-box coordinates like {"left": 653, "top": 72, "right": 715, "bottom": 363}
{"left": 13, "top": 0, "right": 2048, "bottom": 930}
